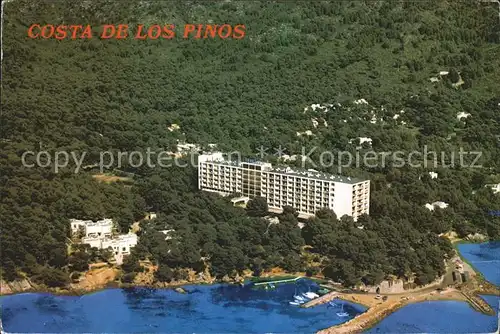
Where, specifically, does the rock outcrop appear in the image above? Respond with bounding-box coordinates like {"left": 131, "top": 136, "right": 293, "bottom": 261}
{"left": 1, "top": 279, "right": 35, "bottom": 295}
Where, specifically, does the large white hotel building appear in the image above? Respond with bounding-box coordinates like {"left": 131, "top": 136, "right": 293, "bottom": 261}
{"left": 198, "top": 153, "right": 370, "bottom": 221}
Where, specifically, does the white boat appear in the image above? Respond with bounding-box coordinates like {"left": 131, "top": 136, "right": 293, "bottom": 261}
{"left": 300, "top": 294, "right": 311, "bottom": 300}
{"left": 291, "top": 287, "right": 304, "bottom": 304}
{"left": 302, "top": 292, "right": 318, "bottom": 299}
{"left": 294, "top": 287, "right": 306, "bottom": 302}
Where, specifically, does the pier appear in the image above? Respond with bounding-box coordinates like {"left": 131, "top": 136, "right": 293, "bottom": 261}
{"left": 459, "top": 278, "right": 498, "bottom": 315}
{"left": 462, "top": 292, "right": 495, "bottom": 315}
{"left": 302, "top": 291, "right": 339, "bottom": 308}
{"left": 253, "top": 276, "right": 301, "bottom": 286}
{"left": 317, "top": 288, "right": 469, "bottom": 334}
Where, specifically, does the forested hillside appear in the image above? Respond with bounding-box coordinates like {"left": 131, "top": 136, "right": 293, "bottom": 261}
{"left": 1, "top": 0, "right": 499, "bottom": 287}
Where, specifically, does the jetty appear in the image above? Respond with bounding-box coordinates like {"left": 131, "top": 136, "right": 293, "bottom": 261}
{"left": 302, "top": 291, "right": 339, "bottom": 308}
{"left": 462, "top": 291, "right": 495, "bottom": 315}
{"left": 316, "top": 288, "right": 469, "bottom": 334}
{"left": 310, "top": 282, "right": 498, "bottom": 334}
{"left": 459, "top": 278, "right": 498, "bottom": 315}
{"left": 253, "top": 276, "right": 301, "bottom": 286}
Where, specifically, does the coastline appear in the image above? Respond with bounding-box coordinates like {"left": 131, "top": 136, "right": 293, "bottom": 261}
{"left": 0, "top": 269, "right": 308, "bottom": 297}
{"left": 314, "top": 239, "right": 500, "bottom": 334}
{"left": 2, "top": 241, "right": 498, "bottom": 333}
{"left": 0, "top": 277, "right": 228, "bottom": 297}
{"left": 315, "top": 288, "right": 471, "bottom": 334}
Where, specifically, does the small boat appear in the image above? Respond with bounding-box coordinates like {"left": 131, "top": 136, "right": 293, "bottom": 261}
{"left": 293, "top": 288, "right": 305, "bottom": 302}
{"left": 289, "top": 301, "right": 301, "bottom": 306}
{"left": 302, "top": 292, "right": 319, "bottom": 299}
{"left": 294, "top": 295, "right": 306, "bottom": 302}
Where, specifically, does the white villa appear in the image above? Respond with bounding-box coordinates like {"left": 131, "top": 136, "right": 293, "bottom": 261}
{"left": 70, "top": 218, "right": 138, "bottom": 264}
{"left": 82, "top": 233, "right": 138, "bottom": 256}
{"left": 70, "top": 218, "right": 113, "bottom": 238}
{"left": 485, "top": 183, "right": 500, "bottom": 194}
{"left": 425, "top": 201, "right": 449, "bottom": 211}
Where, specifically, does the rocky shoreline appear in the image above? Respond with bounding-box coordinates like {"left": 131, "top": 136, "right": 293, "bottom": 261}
{"left": 0, "top": 266, "right": 302, "bottom": 297}
{"left": 0, "top": 276, "right": 237, "bottom": 297}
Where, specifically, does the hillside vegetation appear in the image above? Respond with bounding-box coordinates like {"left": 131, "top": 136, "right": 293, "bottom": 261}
{"left": 1, "top": 0, "right": 499, "bottom": 288}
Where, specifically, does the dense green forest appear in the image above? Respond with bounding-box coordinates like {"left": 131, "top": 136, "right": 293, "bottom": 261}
{"left": 1, "top": 0, "right": 499, "bottom": 288}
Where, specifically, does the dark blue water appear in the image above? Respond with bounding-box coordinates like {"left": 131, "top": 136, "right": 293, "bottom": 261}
{"left": 2, "top": 242, "right": 499, "bottom": 333}
{"left": 368, "top": 241, "right": 500, "bottom": 333}
{"left": 457, "top": 241, "right": 500, "bottom": 286}
{"left": 0, "top": 279, "right": 366, "bottom": 333}
{"left": 366, "top": 295, "right": 499, "bottom": 334}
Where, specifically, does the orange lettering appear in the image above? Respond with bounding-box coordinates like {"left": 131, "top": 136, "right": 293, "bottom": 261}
{"left": 69, "top": 25, "right": 82, "bottom": 39}
{"left": 135, "top": 24, "right": 147, "bottom": 39}
{"left": 218, "top": 24, "right": 232, "bottom": 39}
{"left": 161, "top": 24, "right": 175, "bottom": 39}
{"left": 183, "top": 24, "right": 195, "bottom": 38}
{"left": 148, "top": 25, "right": 161, "bottom": 39}
{"left": 204, "top": 25, "right": 217, "bottom": 39}
{"left": 81, "top": 25, "right": 92, "bottom": 39}
{"left": 27, "top": 24, "right": 41, "bottom": 38}
{"left": 55, "top": 25, "right": 67, "bottom": 40}
{"left": 116, "top": 24, "right": 128, "bottom": 39}
{"left": 101, "top": 25, "right": 115, "bottom": 39}
{"left": 232, "top": 24, "right": 246, "bottom": 39}
{"left": 41, "top": 25, "right": 55, "bottom": 38}
{"left": 194, "top": 24, "right": 203, "bottom": 39}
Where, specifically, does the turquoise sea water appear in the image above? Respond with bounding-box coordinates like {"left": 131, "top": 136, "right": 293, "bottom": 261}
{"left": 1, "top": 242, "right": 499, "bottom": 333}
{"left": 0, "top": 279, "right": 366, "bottom": 333}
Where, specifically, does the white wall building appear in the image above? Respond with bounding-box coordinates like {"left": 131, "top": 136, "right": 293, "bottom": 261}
{"left": 70, "top": 219, "right": 90, "bottom": 234}
{"left": 198, "top": 153, "right": 370, "bottom": 221}
{"left": 160, "top": 229, "right": 175, "bottom": 241}
{"left": 101, "top": 233, "right": 138, "bottom": 256}
{"left": 485, "top": 183, "right": 500, "bottom": 194}
{"left": 71, "top": 218, "right": 138, "bottom": 264}
{"left": 70, "top": 218, "right": 113, "bottom": 238}
{"left": 80, "top": 233, "right": 137, "bottom": 257}
{"left": 425, "top": 201, "right": 449, "bottom": 211}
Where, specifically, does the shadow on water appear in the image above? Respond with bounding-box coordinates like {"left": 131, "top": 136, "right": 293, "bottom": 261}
{"left": 187, "top": 288, "right": 203, "bottom": 294}
{"left": 474, "top": 242, "right": 500, "bottom": 260}
{"left": 33, "top": 295, "right": 69, "bottom": 317}
{"left": 121, "top": 286, "right": 199, "bottom": 316}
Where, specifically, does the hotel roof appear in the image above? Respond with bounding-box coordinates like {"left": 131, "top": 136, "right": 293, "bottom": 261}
{"left": 269, "top": 166, "right": 366, "bottom": 184}
{"left": 201, "top": 157, "right": 367, "bottom": 184}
